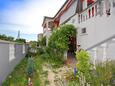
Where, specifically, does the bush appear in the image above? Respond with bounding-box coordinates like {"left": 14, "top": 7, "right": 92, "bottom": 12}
{"left": 89, "top": 61, "right": 115, "bottom": 86}
{"left": 38, "top": 36, "right": 46, "bottom": 47}
{"left": 76, "top": 50, "right": 91, "bottom": 82}
{"left": 37, "top": 48, "right": 45, "bottom": 55}
{"left": 27, "top": 57, "right": 35, "bottom": 77}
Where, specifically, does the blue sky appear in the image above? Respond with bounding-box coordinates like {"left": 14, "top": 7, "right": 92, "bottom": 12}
{"left": 0, "top": 0, "right": 66, "bottom": 41}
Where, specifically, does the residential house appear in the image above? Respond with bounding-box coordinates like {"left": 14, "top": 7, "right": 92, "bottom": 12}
{"left": 42, "top": 16, "right": 54, "bottom": 46}
{"left": 43, "top": 0, "right": 115, "bottom": 65}
{"left": 37, "top": 33, "right": 43, "bottom": 41}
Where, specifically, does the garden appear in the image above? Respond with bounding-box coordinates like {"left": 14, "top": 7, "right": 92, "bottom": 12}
{"left": 2, "top": 24, "right": 115, "bottom": 86}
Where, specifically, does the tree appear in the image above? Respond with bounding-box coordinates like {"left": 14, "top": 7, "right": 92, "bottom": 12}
{"left": 0, "top": 34, "right": 14, "bottom": 41}
{"left": 15, "top": 38, "right": 26, "bottom": 43}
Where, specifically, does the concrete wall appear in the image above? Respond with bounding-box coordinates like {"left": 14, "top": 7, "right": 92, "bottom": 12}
{"left": 0, "top": 40, "right": 28, "bottom": 85}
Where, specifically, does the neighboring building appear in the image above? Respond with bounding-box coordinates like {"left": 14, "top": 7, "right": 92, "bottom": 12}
{"left": 43, "top": 0, "right": 115, "bottom": 64}
{"left": 42, "top": 16, "right": 54, "bottom": 46}
{"left": 37, "top": 33, "right": 43, "bottom": 41}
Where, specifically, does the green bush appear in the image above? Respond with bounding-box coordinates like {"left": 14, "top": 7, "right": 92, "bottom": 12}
{"left": 27, "top": 57, "right": 35, "bottom": 77}
{"left": 37, "top": 48, "right": 45, "bottom": 55}
{"left": 89, "top": 61, "right": 115, "bottom": 86}
{"left": 76, "top": 50, "right": 91, "bottom": 82}
{"left": 38, "top": 36, "right": 46, "bottom": 47}
{"left": 48, "top": 24, "right": 76, "bottom": 52}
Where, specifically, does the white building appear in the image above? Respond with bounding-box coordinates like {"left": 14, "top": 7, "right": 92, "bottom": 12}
{"left": 42, "top": 16, "right": 54, "bottom": 46}
{"left": 43, "top": 0, "right": 115, "bottom": 64}
{"left": 37, "top": 33, "right": 43, "bottom": 41}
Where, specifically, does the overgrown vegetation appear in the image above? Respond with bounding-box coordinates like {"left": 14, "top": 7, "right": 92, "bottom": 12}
{"left": 38, "top": 36, "right": 46, "bottom": 47}
{"left": 2, "top": 54, "right": 45, "bottom": 86}
{"left": 38, "top": 24, "right": 76, "bottom": 68}
{"left": 48, "top": 24, "right": 76, "bottom": 53}
{"left": 2, "top": 58, "right": 28, "bottom": 86}
{"left": 75, "top": 50, "right": 115, "bottom": 86}
{"left": 76, "top": 50, "right": 91, "bottom": 82}
{"left": 89, "top": 61, "right": 115, "bottom": 86}
{"left": 2, "top": 24, "right": 77, "bottom": 86}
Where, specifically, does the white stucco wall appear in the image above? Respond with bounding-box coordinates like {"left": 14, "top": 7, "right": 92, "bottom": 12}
{"left": 77, "top": 0, "right": 115, "bottom": 50}
{"left": 63, "top": 0, "right": 115, "bottom": 63}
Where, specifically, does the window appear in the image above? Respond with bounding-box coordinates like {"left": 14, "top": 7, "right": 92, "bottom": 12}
{"left": 81, "top": 28, "right": 86, "bottom": 34}
{"left": 44, "top": 23, "right": 46, "bottom": 28}
{"left": 48, "top": 21, "right": 53, "bottom": 29}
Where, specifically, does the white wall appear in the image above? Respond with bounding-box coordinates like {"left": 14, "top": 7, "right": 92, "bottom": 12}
{"left": 77, "top": 0, "right": 115, "bottom": 50}
{"left": 63, "top": 0, "right": 115, "bottom": 63}
{"left": 0, "top": 40, "right": 28, "bottom": 85}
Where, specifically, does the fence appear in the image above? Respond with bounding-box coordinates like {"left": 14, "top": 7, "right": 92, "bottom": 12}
{"left": 0, "top": 40, "right": 28, "bottom": 85}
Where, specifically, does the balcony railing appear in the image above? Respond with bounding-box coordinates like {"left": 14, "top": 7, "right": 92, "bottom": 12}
{"left": 78, "top": 0, "right": 100, "bottom": 23}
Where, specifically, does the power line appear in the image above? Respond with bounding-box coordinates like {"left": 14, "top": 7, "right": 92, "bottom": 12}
{"left": 0, "top": 22, "right": 29, "bottom": 27}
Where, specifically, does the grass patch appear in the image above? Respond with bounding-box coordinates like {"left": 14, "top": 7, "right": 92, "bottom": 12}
{"left": 2, "top": 55, "right": 45, "bottom": 86}
{"left": 2, "top": 58, "right": 28, "bottom": 86}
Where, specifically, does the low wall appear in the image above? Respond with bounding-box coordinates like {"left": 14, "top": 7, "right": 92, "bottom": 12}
{"left": 0, "top": 40, "right": 28, "bottom": 85}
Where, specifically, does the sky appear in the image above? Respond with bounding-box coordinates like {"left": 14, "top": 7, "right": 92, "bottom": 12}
{"left": 0, "top": 0, "right": 66, "bottom": 41}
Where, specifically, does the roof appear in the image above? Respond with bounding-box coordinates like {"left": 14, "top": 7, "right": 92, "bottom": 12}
{"left": 53, "top": 0, "right": 68, "bottom": 19}
{"left": 42, "top": 16, "right": 53, "bottom": 27}
{"left": 53, "top": 0, "right": 75, "bottom": 21}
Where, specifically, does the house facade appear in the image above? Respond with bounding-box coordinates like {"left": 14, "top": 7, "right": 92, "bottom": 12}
{"left": 42, "top": 0, "right": 115, "bottom": 64}
{"left": 37, "top": 33, "right": 43, "bottom": 41}
{"left": 42, "top": 16, "right": 54, "bottom": 46}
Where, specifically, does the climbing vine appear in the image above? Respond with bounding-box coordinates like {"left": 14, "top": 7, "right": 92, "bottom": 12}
{"left": 48, "top": 24, "right": 76, "bottom": 55}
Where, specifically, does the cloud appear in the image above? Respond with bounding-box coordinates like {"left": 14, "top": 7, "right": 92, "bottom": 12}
{"left": 0, "top": 0, "right": 66, "bottom": 40}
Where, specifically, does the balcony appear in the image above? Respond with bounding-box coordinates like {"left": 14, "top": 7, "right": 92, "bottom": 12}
{"left": 78, "top": 1, "right": 99, "bottom": 23}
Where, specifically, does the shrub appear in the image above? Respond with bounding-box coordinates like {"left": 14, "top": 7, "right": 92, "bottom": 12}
{"left": 47, "top": 24, "right": 76, "bottom": 62}
{"left": 89, "top": 61, "right": 115, "bottom": 86}
{"left": 27, "top": 57, "right": 34, "bottom": 77}
{"left": 37, "top": 48, "right": 45, "bottom": 55}
{"left": 76, "top": 50, "right": 91, "bottom": 82}
{"left": 38, "top": 36, "right": 46, "bottom": 47}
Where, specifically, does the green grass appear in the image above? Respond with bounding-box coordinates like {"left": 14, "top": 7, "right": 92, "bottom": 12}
{"left": 2, "top": 55, "right": 45, "bottom": 86}
{"left": 2, "top": 58, "right": 28, "bottom": 86}
{"left": 2, "top": 53, "right": 66, "bottom": 86}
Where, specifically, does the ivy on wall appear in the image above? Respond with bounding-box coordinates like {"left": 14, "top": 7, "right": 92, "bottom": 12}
{"left": 48, "top": 24, "right": 76, "bottom": 55}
